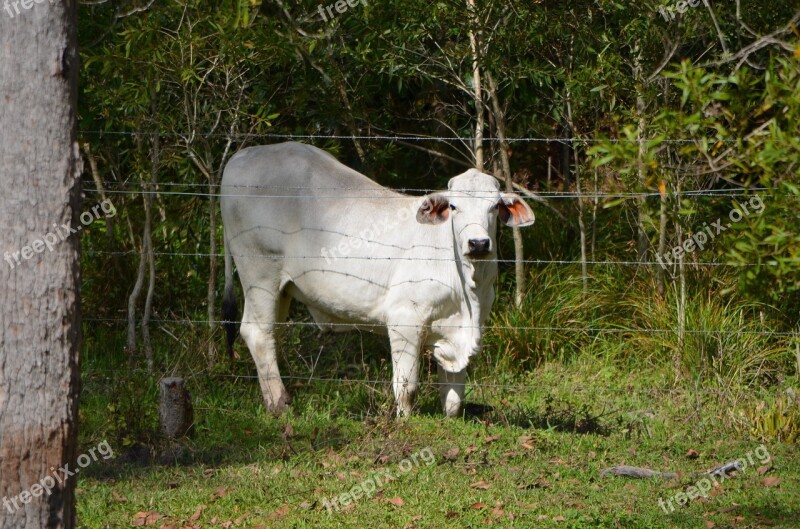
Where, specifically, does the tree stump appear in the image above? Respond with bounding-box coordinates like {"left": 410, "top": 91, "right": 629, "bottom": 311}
{"left": 159, "top": 377, "right": 194, "bottom": 438}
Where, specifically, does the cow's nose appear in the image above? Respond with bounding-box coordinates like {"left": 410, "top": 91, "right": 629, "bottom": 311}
{"left": 467, "top": 238, "right": 491, "bottom": 255}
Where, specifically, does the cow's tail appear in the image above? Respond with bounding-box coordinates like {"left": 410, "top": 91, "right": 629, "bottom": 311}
{"left": 222, "top": 233, "right": 238, "bottom": 360}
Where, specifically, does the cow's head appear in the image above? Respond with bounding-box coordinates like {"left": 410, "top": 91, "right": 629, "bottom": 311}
{"left": 416, "top": 170, "right": 534, "bottom": 258}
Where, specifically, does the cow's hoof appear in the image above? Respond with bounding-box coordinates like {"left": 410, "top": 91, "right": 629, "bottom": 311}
{"left": 394, "top": 402, "right": 414, "bottom": 418}
{"left": 264, "top": 389, "right": 291, "bottom": 415}
{"left": 443, "top": 403, "right": 463, "bottom": 418}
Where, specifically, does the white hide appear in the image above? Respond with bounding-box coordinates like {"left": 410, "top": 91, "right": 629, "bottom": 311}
{"left": 220, "top": 142, "right": 534, "bottom": 417}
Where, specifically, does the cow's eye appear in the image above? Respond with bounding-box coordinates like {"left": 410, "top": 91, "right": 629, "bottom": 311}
{"left": 449, "top": 204, "right": 457, "bottom": 211}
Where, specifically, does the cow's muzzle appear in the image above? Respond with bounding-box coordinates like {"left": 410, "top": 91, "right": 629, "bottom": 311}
{"left": 467, "top": 238, "right": 491, "bottom": 257}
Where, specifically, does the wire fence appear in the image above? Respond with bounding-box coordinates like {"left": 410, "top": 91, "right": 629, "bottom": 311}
{"left": 83, "top": 318, "right": 799, "bottom": 336}
{"left": 81, "top": 130, "right": 739, "bottom": 144}
{"left": 86, "top": 251, "right": 764, "bottom": 268}
{"left": 86, "top": 185, "right": 781, "bottom": 200}
{"left": 81, "top": 366, "right": 740, "bottom": 397}
{"left": 78, "top": 129, "right": 797, "bottom": 406}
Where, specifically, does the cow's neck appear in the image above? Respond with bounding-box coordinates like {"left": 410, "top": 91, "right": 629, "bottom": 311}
{"left": 454, "top": 256, "right": 493, "bottom": 315}
{"left": 449, "top": 226, "right": 494, "bottom": 353}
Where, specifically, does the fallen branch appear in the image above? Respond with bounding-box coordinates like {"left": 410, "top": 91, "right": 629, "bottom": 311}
{"left": 600, "top": 465, "right": 676, "bottom": 479}
{"left": 600, "top": 460, "right": 744, "bottom": 480}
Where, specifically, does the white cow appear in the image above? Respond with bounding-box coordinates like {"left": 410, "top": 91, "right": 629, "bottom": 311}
{"left": 221, "top": 142, "right": 534, "bottom": 417}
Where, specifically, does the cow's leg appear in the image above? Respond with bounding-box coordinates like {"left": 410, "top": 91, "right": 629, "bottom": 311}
{"left": 388, "top": 324, "right": 422, "bottom": 417}
{"left": 240, "top": 290, "right": 291, "bottom": 414}
{"left": 437, "top": 364, "right": 467, "bottom": 418}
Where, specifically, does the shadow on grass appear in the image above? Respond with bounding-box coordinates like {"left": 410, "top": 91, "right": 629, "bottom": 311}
{"left": 477, "top": 395, "right": 620, "bottom": 435}
{"left": 79, "top": 372, "right": 377, "bottom": 481}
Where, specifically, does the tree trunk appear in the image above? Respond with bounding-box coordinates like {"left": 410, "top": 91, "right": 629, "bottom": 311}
{"left": 128, "top": 91, "right": 158, "bottom": 371}
{"left": 467, "top": 0, "right": 484, "bottom": 169}
{"left": 633, "top": 39, "right": 650, "bottom": 263}
{"left": 207, "top": 181, "right": 219, "bottom": 361}
{"left": 565, "top": 90, "right": 588, "bottom": 298}
{"left": 560, "top": 136, "right": 572, "bottom": 193}
{"left": 81, "top": 143, "right": 115, "bottom": 248}
{"left": 0, "top": 2, "right": 81, "bottom": 527}
{"left": 576, "top": 163, "right": 589, "bottom": 299}
{"left": 159, "top": 378, "right": 194, "bottom": 439}
{"left": 209, "top": 135, "right": 235, "bottom": 363}
{"left": 674, "top": 179, "right": 686, "bottom": 381}
{"left": 656, "top": 85, "right": 672, "bottom": 296}
{"left": 126, "top": 205, "right": 148, "bottom": 357}
{"left": 591, "top": 168, "right": 599, "bottom": 260}
{"left": 141, "top": 101, "right": 159, "bottom": 372}
{"left": 657, "top": 178, "right": 668, "bottom": 296}
{"left": 486, "top": 72, "right": 525, "bottom": 306}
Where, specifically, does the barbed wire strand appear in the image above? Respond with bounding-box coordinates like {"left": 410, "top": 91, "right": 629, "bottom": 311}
{"left": 83, "top": 187, "right": 780, "bottom": 201}
{"left": 82, "top": 368, "right": 738, "bottom": 396}
{"left": 86, "top": 250, "right": 772, "bottom": 268}
{"left": 82, "top": 187, "right": 780, "bottom": 202}
{"left": 93, "top": 181, "right": 771, "bottom": 195}
{"left": 76, "top": 129, "right": 790, "bottom": 403}
{"left": 82, "top": 317, "right": 799, "bottom": 336}
{"left": 81, "top": 130, "right": 739, "bottom": 144}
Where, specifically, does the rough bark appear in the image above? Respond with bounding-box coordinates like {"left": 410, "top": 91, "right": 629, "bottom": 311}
{"left": 0, "top": 2, "right": 81, "bottom": 527}
{"left": 159, "top": 378, "right": 194, "bottom": 438}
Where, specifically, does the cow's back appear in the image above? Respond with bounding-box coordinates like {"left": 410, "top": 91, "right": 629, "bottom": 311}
{"left": 220, "top": 141, "right": 414, "bottom": 267}
{"left": 222, "top": 142, "right": 389, "bottom": 197}
{"left": 220, "top": 142, "right": 451, "bottom": 327}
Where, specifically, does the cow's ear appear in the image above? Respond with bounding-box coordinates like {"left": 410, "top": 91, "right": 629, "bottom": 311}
{"left": 499, "top": 193, "right": 535, "bottom": 227}
{"left": 416, "top": 194, "right": 450, "bottom": 224}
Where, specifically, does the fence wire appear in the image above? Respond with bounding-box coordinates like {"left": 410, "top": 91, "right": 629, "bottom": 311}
{"left": 83, "top": 318, "right": 798, "bottom": 336}
{"left": 81, "top": 130, "right": 738, "bottom": 144}
{"left": 79, "top": 129, "right": 794, "bottom": 402}
{"left": 84, "top": 187, "right": 780, "bottom": 201}
{"left": 87, "top": 250, "right": 773, "bottom": 268}
{"left": 82, "top": 367, "right": 737, "bottom": 397}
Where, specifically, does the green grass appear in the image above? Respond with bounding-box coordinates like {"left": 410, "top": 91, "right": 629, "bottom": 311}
{"left": 76, "top": 357, "right": 800, "bottom": 528}
{"left": 75, "top": 266, "right": 800, "bottom": 527}
{"left": 487, "top": 265, "right": 791, "bottom": 387}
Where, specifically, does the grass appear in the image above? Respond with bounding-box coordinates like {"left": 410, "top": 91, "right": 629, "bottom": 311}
{"left": 75, "top": 266, "right": 800, "bottom": 528}
{"left": 76, "top": 357, "right": 800, "bottom": 528}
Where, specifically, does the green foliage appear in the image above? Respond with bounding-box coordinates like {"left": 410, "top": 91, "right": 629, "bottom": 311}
{"left": 69, "top": 4, "right": 800, "bottom": 526}
{"left": 589, "top": 54, "right": 800, "bottom": 313}
{"left": 485, "top": 264, "right": 793, "bottom": 389}
{"left": 740, "top": 395, "right": 800, "bottom": 443}
{"left": 81, "top": 370, "right": 160, "bottom": 449}
{"left": 75, "top": 0, "right": 800, "bottom": 464}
